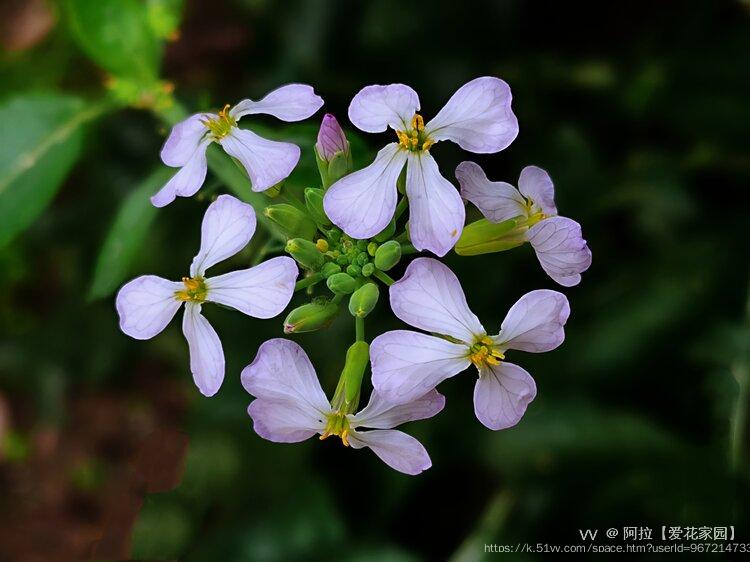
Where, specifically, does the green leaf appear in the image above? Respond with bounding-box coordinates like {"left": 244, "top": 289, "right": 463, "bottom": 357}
{"left": 66, "top": 0, "right": 160, "bottom": 80}
{"left": 88, "top": 167, "right": 174, "bottom": 300}
{"left": 0, "top": 94, "right": 106, "bottom": 248}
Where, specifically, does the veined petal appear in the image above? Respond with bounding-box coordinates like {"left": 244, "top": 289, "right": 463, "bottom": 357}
{"left": 220, "top": 128, "right": 300, "bottom": 192}
{"left": 247, "top": 398, "right": 326, "bottom": 443}
{"left": 455, "top": 160, "right": 527, "bottom": 223}
{"left": 518, "top": 165, "right": 557, "bottom": 215}
{"left": 526, "top": 216, "right": 592, "bottom": 287}
{"left": 241, "top": 338, "right": 330, "bottom": 416}
{"left": 370, "top": 330, "right": 469, "bottom": 405}
{"left": 494, "top": 289, "right": 570, "bottom": 353}
{"left": 182, "top": 303, "right": 224, "bottom": 397}
{"left": 151, "top": 139, "right": 210, "bottom": 208}
{"left": 349, "top": 389, "right": 445, "bottom": 429}
{"left": 230, "top": 84, "right": 324, "bottom": 122}
{"left": 348, "top": 84, "right": 420, "bottom": 133}
{"left": 425, "top": 77, "right": 518, "bottom": 154}
{"left": 161, "top": 113, "right": 214, "bottom": 167}
{"left": 348, "top": 429, "right": 432, "bottom": 475}
{"left": 474, "top": 362, "right": 536, "bottom": 430}
{"left": 405, "top": 153, "right": 465, "bottom": 257}
{"left": 190, "top": 194, "right": 256, "bottom": 277}
{"left": 323, "top": 143, "right": 406, "bottom": 239}
{"left": 389, "top": 258, "right": 484, "bottom": 342}
{"left": 206, "top": 256, "right": 297, "bottom": 318}
{"left": 116, "top": 275, "right": 183, "bottom": 340}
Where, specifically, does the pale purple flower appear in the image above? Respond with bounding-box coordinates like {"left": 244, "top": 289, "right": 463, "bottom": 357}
{"left": 370, "top": 258, "right": 569, "bottom": 430}
{"left": 152, "top": 84, "right": 324, "bottom": 207}
{"left": 456, "top": 162, "right": 592, "bottom": 286}
{"left": 323, "top": 77, "right": 519, "bottom": 256}
{"left": 116, "top": 195, "right": 298, "bottom": 397}
{"left": 241, "top": 338, "right": 444, "bottom": 475}
{"left": 315, "top": 113, "right": 349, "bottom": 161}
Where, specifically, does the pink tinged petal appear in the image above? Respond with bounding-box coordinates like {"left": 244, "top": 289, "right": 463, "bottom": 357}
{"left": 405, "top": 153, "right": 465, "bottom": 257}
{"left": 160, "top": 113, "right": 214, "bottom": 167}
{"left": 229, "top": 84, "right": 324, "bottom": 121}
{"left": 494, "top": 289, "right": 570, "bottom": 353}
{"left": 190, "top": 194, "right": 256, "bottom": 277}
{"left": 219, "top": 128, "right": 301, "bottom": 192}
{"left": 151, "top": 139, "right": 210, "bottom": 208}
{"left": 455, "top": 160, "right": 527, "bottom": 223}
{"left": 518, "top": 165, "right": 557, "bottom": 215}
{"left": 348, "top": 84, "right": 420, "bottom": 133}
{"left": 370, "top": 330, "right": 469, "bottom": 404}
{"left": 389, "top": 257, "right": 484, "bottom": 342}
{"left": 316, "top": 113, "right": 348, "bottom": 160}
{"left": 349, "top": 389, "right": 445, "bottom": 429}
{"left": 323, "top": 143, "right": 406, "bottom": 239}
{"left": 182, "top": 303, "right": 224, "bottom": 397}
{"left": 526, "top": 216, "right": 592, "bottom": 287}
{"left": 247, "top": 399, "right": 326, "bottom": 443}
{"left": 425, "top": 76, "right": 519, "bottom": 154}
{"left": 240, "top": 338, "right": 331, "bottom": 415}
{"left": 348, "top": 429, "right": 432, "bottom": 475}
{"left": 116, "top": 275, "right": 183, "bottom": 340}
{"left": 205, "top": 256, "right": 298, "bottom": 318}
{"left": 474, "top": 362, "right": 536, "bottom": 430}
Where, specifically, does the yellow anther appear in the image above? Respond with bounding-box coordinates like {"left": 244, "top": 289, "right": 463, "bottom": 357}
{"left": 316, "top": 239, "right": 329, "bottom": 252}
{"left": 396, "top": 113, "right": 433, "bottom": 152}
{"left": 203, "top": 104, "right": 236, "bottom": 140}
{"left": 175, "top": 276, "right": 208, "bottom": 303}
{"left": 411, "top": 114, "right": 425, "bottom": 131}
{"left": 468, "top": 336, "right": 505, "bottom": 368}
{"left": 320, "top": 412, "right": 351, "bottom": 447}
{"left": 218, "top": 103, "right": 231, "bottom": 119}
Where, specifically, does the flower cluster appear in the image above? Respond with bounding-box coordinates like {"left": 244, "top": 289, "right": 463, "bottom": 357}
{"left": 115, "top": 78, "right": 591, "bottom": 474}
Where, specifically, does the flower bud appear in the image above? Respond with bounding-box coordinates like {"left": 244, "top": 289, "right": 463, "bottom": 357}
{"left": 374, "top": 219, "right": 396, "bottom": 242}
{"left": 361, "top": 263, "right": 375, "bottom": 277}
{"left": 342, "top": 341, "right": 370, "bottom": 405}
{"left": 315, "top": 114, "right": 352, "bottom": 188}
{"left": 286, "top": 238, "right": 325, "bottom": 270}
{"left": 373, "top": 240, "right": 402, "bottom": 271}
{"left": 283, "top": 301, "right": 338, "bottom": 333}
{"left": 264, "top": 204, "right": 317, "bottom": 240}
{"left": 321, "top": 262, "right": 341, "bottom": 278}
{"left": 454, "top": 218, "right": 527, "bottom": 256}
{"left": 346, "top": 264, "right": 361, "bottom": 277}
{"left": 327, "top": 272, "right": 357, "bottom": 295}
{"left": 348, "top": 283, "right": 379, "bottom": 318}
{"left": 304, "top": 187, "right": 331, "bottom": 227}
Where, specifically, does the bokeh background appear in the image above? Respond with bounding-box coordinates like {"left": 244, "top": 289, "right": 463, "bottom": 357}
{"left": 1, "top": 1, "right": 749, "bottom": 560}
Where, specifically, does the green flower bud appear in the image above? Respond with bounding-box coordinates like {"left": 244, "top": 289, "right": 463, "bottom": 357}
{"left": 328, "top": 228, "right": 342, "bottom": 243}
{"left": 286, "top": 238, "right": 325, "bottom": 270}
{"left": 334, "top": 341, "right": 370, "bottom": 409}
{"left": 283, "top": 301, "right": 338, "bottom": 333}
{"left": 361, "top": 263, "right": 375, "bottom": 277}
{"left": 355, "top": 252, "right": 369, "bottom": 267}
{"left": 346, "top": 264, "right": 361, "bottom": 277}
{"left": 304, "top": 187, "right": 331, "bottom": 227}
{"left": 374, "top": 240, "right": 402, "bottom": 271}
{"left": 455, "top": 218, "right": 527, "bottom": 256}
{"left": 264, "top": 204, "right": 317, "bottom": 240}
{"left": 321, "top": 262, "right": 341, "bottom": 278}
{"left": 336, "top": 255, "right": 349, "bottom": 267}
{"left": 348, "top": 283, "right": 379, "bottom": 318}
{"left": 374, "top": 219, "right": 396, "bottom": 242}
{"left": 356, "top": 239, "right": 368, "bottom": 251}
{"left": 326, "top": 272, "right": 357, "bottom": 295}
{"left": 367, "top": 242, "right": 379, "bottom": 256}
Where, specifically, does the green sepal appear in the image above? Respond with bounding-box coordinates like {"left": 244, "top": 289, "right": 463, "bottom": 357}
{"left": 264, "top": 203, "right": 317, "bottom": 240}
{"left": 327, "top": 272, "right": 358, "bottom": 295}
{"left": 374, "top": 240, "right": 402, "bottom": 271}
{"left": 286, "top": 238, "right": 325, "bottom": 270}
{"left": 304, "top": 187, "right": 331, "bottom": 227}
{"left": 283, "top": 301, "right": 338, "bottom": 333}
{"left": 374, "top": 219, "right": 396, "bottom": 242}
{"left": 348, "top": 283, "right": 379, "bottom": 318}
{"left": 454, "top": 218, "right": 527, "bottom": 256}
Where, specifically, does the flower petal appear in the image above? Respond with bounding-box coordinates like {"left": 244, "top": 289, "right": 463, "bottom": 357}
{"left": 182, "top": 303, "right": 224, "bottom": 397}
{"left": 455, "top": 160, "right": 527, "bottom": 222}
{"left": 240, "top": 338, "right": 330, "bottom": 415}
{"left": 190, "top": 194, "right": 256, "bottom": 277}
{"left": 370, "top": 330, "right": 469, "bottom": 404}
{"left": 389, "top": 257, "right": 484, "bottom": 342}
{"left": 349, "top": 389, "right": 445, "bottom": 429}
{"left": 160, "top": 113, "right": 213, "bottom": 167}
{"left": 219, "top": 128, "right": 301, "bottom": 192}
{"left": 348, "top": 84, "right": 420, "bottom": 133}
{"left": 526, "top": 216, "right": 592, "bottom": 287}
{"left": 518, "top": 165, "right": 557, "bottom": 215}
{"left": 474, "top": 362, "right": 536, "bottom": 430}
{"left": 425, "top": 76, "right": 518, "bottom": 153}
{"left": 348, "top": 429, "right": 432, "bottom": 475}
{"left": 323, "top": 143, "right": 406, "bottom": 239}
{"left": 247, "top": 398, "right": 325, "bottom": 443}
{"left": 229, "top": 84, "right": 324, "bottom": 122}
{"left": 494, "top": 289, "right": 570, "bottom": 353}
{"left": 116, "top": 275, "right": 182, "bottom": 340}
{"left": 206, "top": 256, "right": 297, "bottom": 318}
{"left": 405, "top": 153, "right": 465, "bottom": 256}
{"left": 151, "top": 139, "right": 210, "bottom": 208}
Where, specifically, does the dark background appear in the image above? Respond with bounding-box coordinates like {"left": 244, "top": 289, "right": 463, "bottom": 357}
{"left": 1, "top": 0, "right": 749, "bottom": 560}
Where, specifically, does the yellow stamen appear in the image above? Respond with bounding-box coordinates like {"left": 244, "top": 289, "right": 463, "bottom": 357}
{"left": 315, "top": 239, "right": 329, "bottom": 252}
{"left": 203, "top": 104, "right": 236, "bottom": 140}
{"left": 396, "top": 113, "right": 434, "bottom": 152}
{"left": 174, "top": 276, "right": 208, "bottom": 303}
{"left": 468, "top": 336, "right": 505, "bottom": 368}
{"left": 320, "top": 412, "right": 351, "bottom": 447}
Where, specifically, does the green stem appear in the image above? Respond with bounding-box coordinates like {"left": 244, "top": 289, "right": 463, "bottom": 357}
{"left": 730, "top": 278, "right": 750, "bottom": 472}
{"left": 355, "top": 316, "right": 365, "bottom": 342}
{"left": 295, "top": 272, "right": 324, "bottom": 292}
{"left": 394, "top": 230, "right": 410, "bottom": 244}
{"left": 394, "top": 196, "right": 409, "bottom": 220}
{"left": 400, "top": 243, "right": 418, "bottom": 255}
{"left": 374, "top": 270, "right": 395, "bottom": 286}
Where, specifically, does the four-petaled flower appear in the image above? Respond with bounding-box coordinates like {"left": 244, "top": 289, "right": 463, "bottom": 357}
{"left": 323, "top": 77, "right": 519, "bottom": 256}
{"left": 370, "top": 258, "right": 569, "bottom": 430}
{"left": 456, "top": 162, "right": 592, "bottom": 286}
{"left": 152, "top": 84, "right": 324, "bottom": 207}
{"left": 116, "top": 195, "right": 298, "bottom": 396}
{"left": 241, "top": 338, "right": 445, "bottom": 475}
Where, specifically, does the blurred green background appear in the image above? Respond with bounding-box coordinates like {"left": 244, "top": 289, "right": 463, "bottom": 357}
{"left": 1, "top": 1, "right": 749, "bottom": 560}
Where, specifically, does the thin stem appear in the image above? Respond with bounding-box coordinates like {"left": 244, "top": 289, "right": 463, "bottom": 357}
{"left": 394, "top": 196, "right": 409, "bottom": 221}
{"left": 394, "top": 230, "right": 410, "bottom": 244}
{"left": 374, "top": 270, "right": 395, "bottom": 286}
{"left": 730, "top": 278, "right": 750, "bottom": 473}
{"left": 295, "top": 272, "right": 324, "bottom": 292}
{"left": 400, "top": 243, "right": 418, "bottom": 255}
{"left": 355, "top": 316, "right": 365, "bottom": 342}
